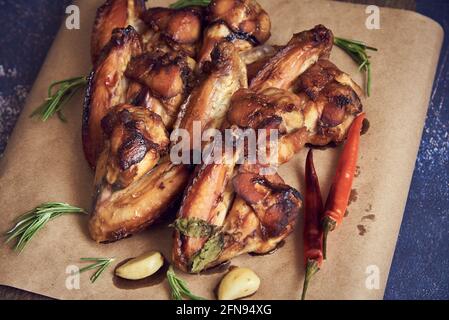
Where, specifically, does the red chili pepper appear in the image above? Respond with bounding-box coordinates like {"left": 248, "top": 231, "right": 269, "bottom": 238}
{"left": 322, "top": 113, "right": 365, "bottom": 258}
{"left": 301, "top": 149, "right": 324, "bottom": 300}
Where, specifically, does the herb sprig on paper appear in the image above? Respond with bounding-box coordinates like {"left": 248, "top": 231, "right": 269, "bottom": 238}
{"left": 5, "top": 202, "right": 87, "bottom": 252}
{"left": 167, "top": 266, "right": 206, "bottom": 300}
{"left": 31, "top": 76, "right": 88, "bottom": 122}
{"left": 79, "top": 257, "right": 115, "bottom": 283}
{"left": 333, "top": 37, "right": 378, "bottom": 96}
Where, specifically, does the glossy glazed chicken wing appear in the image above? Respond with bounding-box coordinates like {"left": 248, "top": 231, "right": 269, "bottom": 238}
{"left": 141, "top": 6, "right": 204, "bottom": 58}
{"left": 198, "top": 0, "right": 271, "bottom": 67}
{"left": 91, "top": 0, "right": 146, "bottom": 64}
{"left": 83, "top": 26, "right": 142, "bottom": 169}
{"left": 250, "top": 24, "right": 333, "bottom": 92}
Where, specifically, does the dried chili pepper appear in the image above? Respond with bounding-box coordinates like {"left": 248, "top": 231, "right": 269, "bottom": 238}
{"left": 322, "top": 113, "right": 365, "bottom": 258}
{"left": 301, "top": 149, "right": 324, "bottom": 300}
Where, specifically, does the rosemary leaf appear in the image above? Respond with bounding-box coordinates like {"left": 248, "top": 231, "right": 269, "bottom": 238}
{"left": 334, "top": 37, "right": 377, "bottom": 96}
{"left": 166, "top": 266, "right": 206, "bottom": 300}
{"left": 31, "top": 76, "right": 88, "bottom": 122}
{"left": 190, "top": 233, "right": 224, "bottom": 273}
{"left": 170, "top": 217, "right": 219, "bottom": 238}
{"left": 169, "top": 0, "right": 211, "bottom": 9}
{"left": 5, "top": 202, "right": 87, "bottom": 252}
{"left": 79, "top": 257, "right": 115, "bottom": 283}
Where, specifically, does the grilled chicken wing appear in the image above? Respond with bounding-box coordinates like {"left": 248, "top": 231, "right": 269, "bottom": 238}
{"left": 240, "top": 44, "right": 280, "bottom": 82}
{"left": 174, "top": 41, "right": 247, "bottom": 151}
{"left": 125, "top": 50, "right": 196, "bottom": 128}
{"left": 172, "top": 155, "right": 239, "bottom": 272}
{"left": 227, "top": 65, "right": 363, "bottom": 165}
{"left": 89, "top": 159, "right": 191, "bottom": 242}
{"left": 208, "top": 0, "right": 271, "bottom": 43}
{"left": 83, "top": 26, "right": 142, "bottom": 169}
{"left": 250, "top": 25, "right": 333, "bottom": 92}
{"left": 88, "top": 103, "right": 190, "bottom": 243}
{"left": 297, "top": 59, "right": 363, "bottom": 146}
{"left": 91, "top": 0, "right": 146, "bottom": 64}
{"left": 172, "top": 159, "right": 301, "bottom": 272}
{"left": 217, "top": 168, "right": 301, "bottom": 260}
{"left": 141, "top": 6, "right": 204, "bottom": 58}
{"left": 197, "top": 0, "right": 271, "bottom": 67}
{"left": 93, "top": 104, "right": 170, "bottom": 190}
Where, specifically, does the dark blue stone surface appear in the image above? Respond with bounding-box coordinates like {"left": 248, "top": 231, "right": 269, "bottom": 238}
{"left": 0, "top": 0, "right": 447, "bottom": 299}
{"left": 384, "top": 0, "right": 449, "bottom": 300}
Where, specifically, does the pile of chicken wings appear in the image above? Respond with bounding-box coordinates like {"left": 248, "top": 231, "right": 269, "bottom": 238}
{"left": 83, "top": 0, "right": 363, "bottom": 273}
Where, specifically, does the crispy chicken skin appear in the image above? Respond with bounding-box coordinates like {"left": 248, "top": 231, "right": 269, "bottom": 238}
{"left": 250, "top": 25, "right": 334, "bottom": 92}
{"left": 94, "top": 104, "right": 170, "bottom": 190}
{"left": 174, "top": 41, "right": 247, "bottom": 150}
{"left": 297, "top": 59, "right": 363, "bottom": 146}
{"left": 91, "top": 0, "right": 146, "bottom": 64}
{"left": 208, "top": 0, "right": 271, "bottom": 44}
{"left": 213, "top": 168, "right": 301, "bottom": 264}
{"left": 125, "top": 50, "right": 195, "bottom": 128}
{"left": 197, "top": 0, "right": 271, "bottom": 67}
{"left": 83, "top": 26, "right": 142, "bottom": 169}
{"left": 89, "top": 160, "right": 191, "bottom": 242}
{"left": 232, "top": 169, "right": 301, "bottom": 238}
{"left": 227, "top": 87, "right": 305, "bottom": 133}
{"left": 229, "top": 58, "right": 363, "bottom": 156}
{"left": 141, "top": 6, "right": 204, "bottom": 58}
{"left": 296, "top": 59, "right": 363, "bottom": 100}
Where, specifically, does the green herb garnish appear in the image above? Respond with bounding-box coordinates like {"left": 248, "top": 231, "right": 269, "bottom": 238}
{"left": 5, "top": 202, "right": 87, "bottom": 252}
{"left": 169, "top": 0, "right": 211, "bottom": 9}
{"left": 190, "top": 233, "right": 224, "bottom": 273}
{"left": 333, "top": 37, "right": 378, "bottom": 96}
{"left": 171, "top": 218, "right": 219, "bottom": 238}
{"left": 167, "top": 265, "right": 206, "bottom": 300}
{"left": 79, "top": 257, "right": 115, "bottom": 283}
{"left": 31, "top": 76, "right": 88, "bottom": 122}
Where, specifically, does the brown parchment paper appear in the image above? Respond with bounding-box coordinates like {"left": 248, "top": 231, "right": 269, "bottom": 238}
{"left": 0, "top": 0, "right": 443, "bottom": 300}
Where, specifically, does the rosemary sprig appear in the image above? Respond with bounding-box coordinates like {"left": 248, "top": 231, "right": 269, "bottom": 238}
{"left": 79, "top": 257, "right": 115, "bottom": 283}
{"left": 167, "top": 266, "right": 206, "bottom": 300}
{"left": 334, "top": 37, "right": 378, "bottom": 96}
{"left": 30, "top": 76, "right": 88, "bottom": 122}
{"left": 5, "top": 202, "right": 87, "bottom": 252}
{"left": 169, "top": 0, "right": 211, "bottom": 9}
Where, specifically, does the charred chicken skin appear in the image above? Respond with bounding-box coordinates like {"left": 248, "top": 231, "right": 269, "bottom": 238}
{"left": 125, "top": 50, "right": 196, "bottom": 128}
{"left": 83, "top": 26, "right": 142, "bottom": 169}
{"left": 91, "top": 0, "right": 146, "bottom": 64}
{"left": 141, "top": 6, "right": 204, "bottom": 58}
{"left": 197, "top": 0, "right": 271, "bottom": 68}
{"left": 94, "top": 104, "right": 170, "bottom": 190}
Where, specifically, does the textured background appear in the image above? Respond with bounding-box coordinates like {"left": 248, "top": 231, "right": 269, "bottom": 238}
{"left": 0, "top": 0, "right": 447, "bottom": 300}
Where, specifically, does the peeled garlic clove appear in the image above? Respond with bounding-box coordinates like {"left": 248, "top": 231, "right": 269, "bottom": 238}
{"left": 217, "top": 267, "right": 261, "bottom": 300}
{"left": 115, "top": 251, "right": 164, "bottom": 280}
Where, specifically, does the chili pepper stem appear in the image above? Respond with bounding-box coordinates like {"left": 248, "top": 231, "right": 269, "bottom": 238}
{"left": 301, "top": 260, "right": 320, "bottom": 300}
{"left": 322, "top": 217, "right": 336, "bottom": 260}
